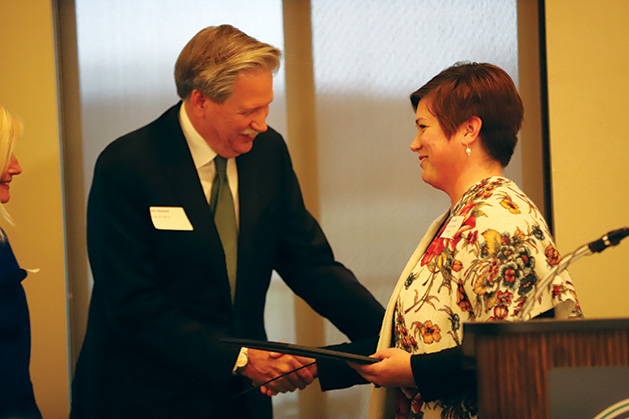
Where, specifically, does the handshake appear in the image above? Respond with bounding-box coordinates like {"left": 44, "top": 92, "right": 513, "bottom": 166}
{"left": 238, "top": 348, "right": 318, "bottom": 396}
{"left": 234, "top": 344, "right": 414, "bottom": 398}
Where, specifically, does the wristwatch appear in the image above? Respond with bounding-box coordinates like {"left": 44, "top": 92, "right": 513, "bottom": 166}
{"left": 235, "top": 347, "right": 249, "bottom": 375}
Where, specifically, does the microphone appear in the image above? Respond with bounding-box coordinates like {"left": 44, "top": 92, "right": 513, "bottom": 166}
{"left": 587, "top": 228, "right": 629, "bottom": 253}
{"left": 518, "top": 227, "right": 629, "bottom": 320}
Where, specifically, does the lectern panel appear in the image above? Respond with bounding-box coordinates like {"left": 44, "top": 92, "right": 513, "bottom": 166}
{"left": 464, "top": 319, "right": 629, "bottom": 418}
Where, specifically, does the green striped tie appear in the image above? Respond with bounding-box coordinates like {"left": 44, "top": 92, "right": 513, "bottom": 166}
{"left": 210, "top": 156, "right": 238, "bottom": 302}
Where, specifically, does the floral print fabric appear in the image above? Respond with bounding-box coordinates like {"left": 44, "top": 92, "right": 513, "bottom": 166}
{"left": 393, "top": 177, "right": 581, "bottom": 419}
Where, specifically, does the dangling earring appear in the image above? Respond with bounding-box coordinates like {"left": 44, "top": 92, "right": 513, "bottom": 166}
{"left": 465, "top": 143, "right": 471, "bottom": 157}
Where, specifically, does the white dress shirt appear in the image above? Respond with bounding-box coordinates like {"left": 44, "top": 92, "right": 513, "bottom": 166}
{"left": 179, "top": 104, "right": 240, "bottom": 227}
{"left": 179, "top": 103, "right": 246, "bottom": 371}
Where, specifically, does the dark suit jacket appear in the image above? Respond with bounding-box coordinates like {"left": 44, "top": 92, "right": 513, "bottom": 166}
{"left": 0, "top": 233, "right": 41, "bottom": 419}
{"left": 71, "top": 103, "right": 384, "bottom": 419}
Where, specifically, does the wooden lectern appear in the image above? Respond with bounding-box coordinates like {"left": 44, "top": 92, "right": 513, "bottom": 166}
{"left": 463, "top": 318, "right": 629, "bottom": 418}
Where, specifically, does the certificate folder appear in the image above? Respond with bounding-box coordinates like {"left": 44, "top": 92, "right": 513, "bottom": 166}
{"left": 220, "top": 338, "right": 380, "bottom": 364}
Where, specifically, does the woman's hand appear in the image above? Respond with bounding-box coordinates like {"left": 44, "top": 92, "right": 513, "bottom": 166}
{"left": 347, "top": 347, "right": 415, "bottom": 388}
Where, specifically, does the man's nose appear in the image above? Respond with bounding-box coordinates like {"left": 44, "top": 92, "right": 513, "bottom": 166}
{"left": 251, "top": 107, "right": 269, "bottom": 133}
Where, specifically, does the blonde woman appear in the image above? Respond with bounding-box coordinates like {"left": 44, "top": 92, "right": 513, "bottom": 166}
{"left": 0, "top": 105, "right": 41, "bottom": 419}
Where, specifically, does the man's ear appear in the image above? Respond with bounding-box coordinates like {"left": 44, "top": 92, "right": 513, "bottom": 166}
{"left": 186, "top": 90, "right": 210, "bottom": 117}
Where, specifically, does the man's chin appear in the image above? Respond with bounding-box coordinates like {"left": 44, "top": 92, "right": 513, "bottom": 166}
{"left": 234, "top": 141, "right": 254, "bottom": 156}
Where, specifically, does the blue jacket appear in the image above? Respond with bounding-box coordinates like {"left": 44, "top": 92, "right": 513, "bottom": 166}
{"left": 0, "top": 231, "right": 41, "bottom": 419}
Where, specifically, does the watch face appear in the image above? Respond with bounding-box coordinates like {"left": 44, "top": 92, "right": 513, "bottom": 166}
{"left": 237, "top": 355, "right": 246, "bottom": 367}
{"left": 237, "top": 349, "right": 248, "bottom": 368}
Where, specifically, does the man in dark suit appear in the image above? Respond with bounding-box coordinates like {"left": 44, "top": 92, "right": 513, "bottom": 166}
{"left": 70, "top": 24, "right": 384, "bottom": 418}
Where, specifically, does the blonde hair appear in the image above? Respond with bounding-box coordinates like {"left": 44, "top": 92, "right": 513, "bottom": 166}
{"left": 0, "top": 105, "right": 23, "bottom": 233}
{"left": 175, "top": 24, "right": 281, "bottom": 103}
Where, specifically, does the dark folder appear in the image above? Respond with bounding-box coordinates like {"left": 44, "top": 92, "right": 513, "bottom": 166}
{"left": 220, "top": 337, "right": 379, "bottom": 364}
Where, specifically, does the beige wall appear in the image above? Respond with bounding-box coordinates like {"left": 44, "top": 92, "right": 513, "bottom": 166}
{"left": 545, "top": 0, "right": 629, "bottom": 318}
{"left": 0, "top": 0, "right": 71, "bottom": 417}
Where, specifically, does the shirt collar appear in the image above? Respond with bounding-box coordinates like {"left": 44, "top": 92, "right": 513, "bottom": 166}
{"left": 179, "top": 102, "right": 216, "bottom": 169}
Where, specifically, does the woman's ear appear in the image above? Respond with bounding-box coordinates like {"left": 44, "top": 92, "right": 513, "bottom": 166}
{"left": 462, "top": 116, "right": 482, "bottom": 144}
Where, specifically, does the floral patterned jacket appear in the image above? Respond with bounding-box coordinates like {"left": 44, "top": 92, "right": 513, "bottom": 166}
{"left": 367, "top": 177, "right": 581, "bottom": 419}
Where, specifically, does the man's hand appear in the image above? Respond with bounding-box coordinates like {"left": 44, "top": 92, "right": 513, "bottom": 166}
{"left": 241, "top": 349, "right": 317, "bottom": 396}
{"left": 347, "top": 347, "right": 414, "bottom": 388}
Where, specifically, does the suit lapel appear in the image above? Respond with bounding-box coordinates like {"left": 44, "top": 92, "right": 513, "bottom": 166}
{"left": 156, "top": 104, "right": 233, "bottom": 303}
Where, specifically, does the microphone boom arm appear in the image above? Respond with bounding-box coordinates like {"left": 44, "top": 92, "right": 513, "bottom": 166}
{"left": 517, "top": 227, "right": 629, "bottom": 321}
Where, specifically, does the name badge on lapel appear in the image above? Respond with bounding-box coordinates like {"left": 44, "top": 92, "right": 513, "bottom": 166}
{"left": 440, "top": 216, "right": 464, "bottom": 239}
{"left": 150, "top": 207, "right": 194, "bottom": 231}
